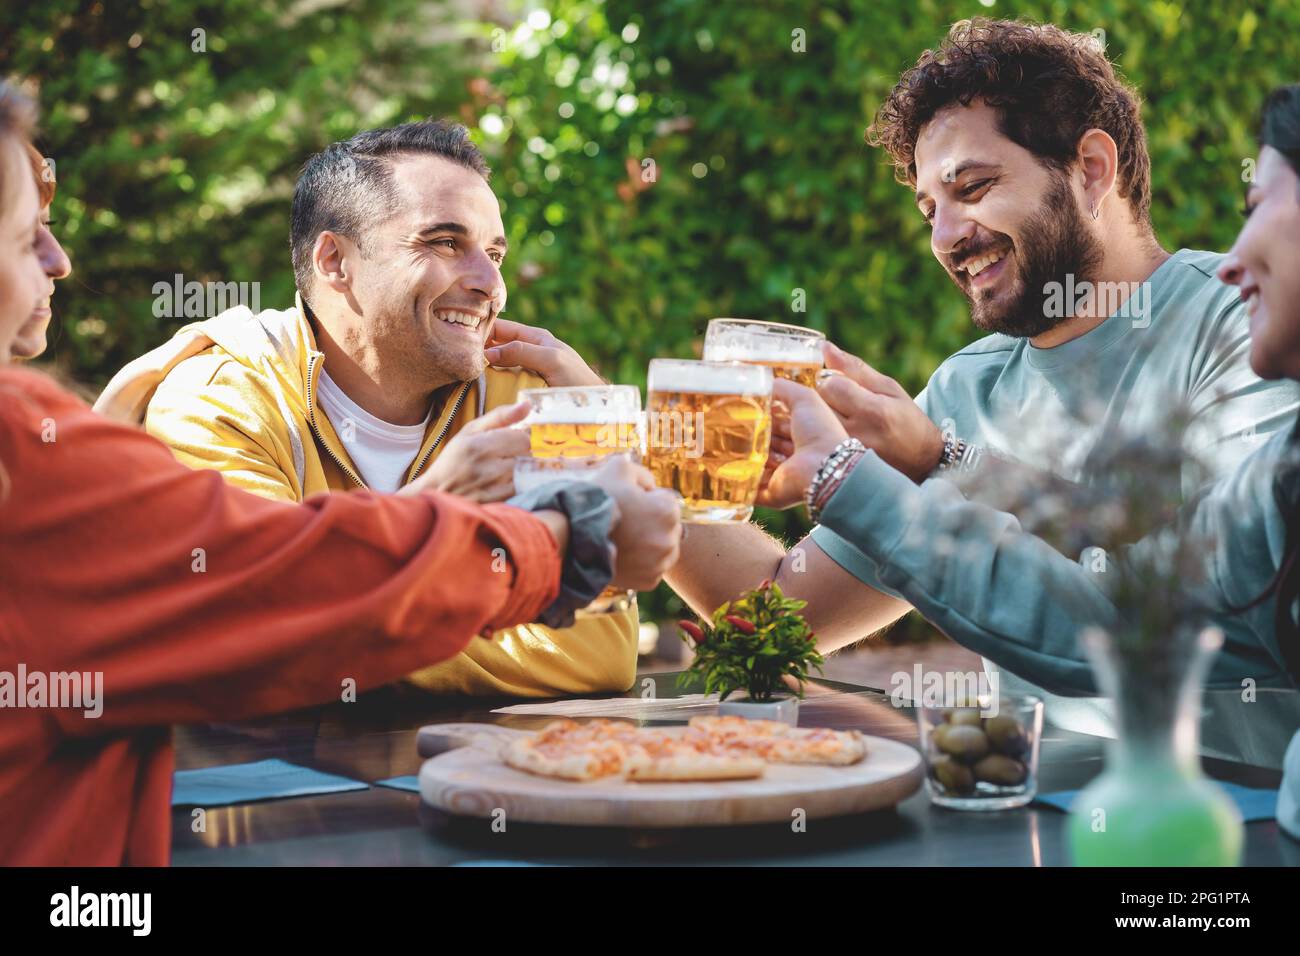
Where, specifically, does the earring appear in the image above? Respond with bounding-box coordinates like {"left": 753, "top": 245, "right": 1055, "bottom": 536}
{"left": 1090, "top": 201, "right": 1101, "bottom": 221}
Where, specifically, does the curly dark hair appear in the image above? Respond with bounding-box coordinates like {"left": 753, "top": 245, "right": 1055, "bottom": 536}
{"left": 867, "top": 18, "right": 1152, "bottom": 227}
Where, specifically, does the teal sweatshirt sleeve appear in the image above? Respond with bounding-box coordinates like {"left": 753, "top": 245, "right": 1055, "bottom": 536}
{"left": 1280, "top": 730, "right": 1300, "bottom": 840}
{"left": 814, "top": 434, "right": 1296, "bottom": 696}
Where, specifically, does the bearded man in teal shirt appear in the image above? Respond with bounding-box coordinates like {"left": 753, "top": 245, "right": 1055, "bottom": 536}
{"left": 664, "top": 19, "right": 1300, "bottom": 739}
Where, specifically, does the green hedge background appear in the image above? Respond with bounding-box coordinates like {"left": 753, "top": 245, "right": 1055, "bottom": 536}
{"left": 4, "top": 0, "right": 1295, "bottom": 627}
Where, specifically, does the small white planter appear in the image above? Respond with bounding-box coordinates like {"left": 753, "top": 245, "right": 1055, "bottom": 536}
{"left": 717, "top": 695, "right": 799, "bottom": 726}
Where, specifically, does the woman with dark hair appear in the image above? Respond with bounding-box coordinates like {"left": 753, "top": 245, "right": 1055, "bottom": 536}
{"left": 1217, "top": 85, "right": 1300, "bottom": 665}
{"left": 0, "top": 83, "right": 682, "bottom": 864}
{"left": 764, "top": 85, "right": 1300, "bottom": 839}
{"left": 1217, "top": 84, "right": 1300, "bottom": 839}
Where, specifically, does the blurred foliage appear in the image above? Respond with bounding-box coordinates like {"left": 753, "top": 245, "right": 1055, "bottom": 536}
{"left": 4, "top": 0, "right": 1296, "bottom": 630}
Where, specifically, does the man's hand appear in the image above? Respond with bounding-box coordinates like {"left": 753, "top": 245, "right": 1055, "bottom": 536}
{"left": 817, "top": 341, "right": 943, "bottom": 482}
{"left": 401, "top": 400, "right": 530, "bottom": 503}
{"left": 485, "top": 319, "right": 605, "bottom": 387}
{"left": 757, "top": 379, "right": 849, "bottom": 509}
{"left": 588, "top": 455, "right": 682, "bottom": 592}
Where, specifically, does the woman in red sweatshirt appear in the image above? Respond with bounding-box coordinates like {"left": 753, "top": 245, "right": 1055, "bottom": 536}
{"left": 0, "top": 85, "right": 681, "bottom": 865}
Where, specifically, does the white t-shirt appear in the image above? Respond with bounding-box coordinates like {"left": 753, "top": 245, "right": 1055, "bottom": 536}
{"left": 316, "top": 369, "right": 431, "bottom": 492}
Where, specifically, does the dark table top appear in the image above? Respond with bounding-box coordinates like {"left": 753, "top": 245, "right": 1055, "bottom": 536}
{"left": 170, "top": 673, "right": 1300, "bottom": 866}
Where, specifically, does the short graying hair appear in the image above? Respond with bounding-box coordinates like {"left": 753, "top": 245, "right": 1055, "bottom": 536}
{"left": 289, "top": 119, "right": 490, "bottom": 302}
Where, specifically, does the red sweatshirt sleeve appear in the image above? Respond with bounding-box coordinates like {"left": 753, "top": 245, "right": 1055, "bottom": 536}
{"left": 0, "top": 369, "right": 561, "bottom": 734}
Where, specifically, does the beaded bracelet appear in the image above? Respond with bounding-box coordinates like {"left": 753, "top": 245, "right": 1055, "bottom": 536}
{"left": 811, "top": 450, "right": 865, "bottom": 519}
{"left": 805, "top": 438, "right": 867, "bottom": 523}
{"left": 938, "top": 434, "right": 970, "bottom": 472}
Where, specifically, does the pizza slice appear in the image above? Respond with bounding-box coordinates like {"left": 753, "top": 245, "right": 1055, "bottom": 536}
{"left": 500, "top": 719, "right": 633, "bottom": 781}
{"left": 623, "top": 732, "right": 765, "bottom": 782}
{"left": 688, "top": 715, "right": 868, "bottom": 766}
{"left": 498, "top": 719, "right": 769, "bottom": 782}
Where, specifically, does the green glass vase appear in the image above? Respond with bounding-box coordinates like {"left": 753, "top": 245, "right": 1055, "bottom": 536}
{"left": 1068, "top": 626, "right": 1243, "bottom": 867}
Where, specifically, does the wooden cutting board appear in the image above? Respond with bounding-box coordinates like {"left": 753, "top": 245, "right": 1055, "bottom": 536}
{"left": 416, "top": 722, "right": 924, "bottom": 827}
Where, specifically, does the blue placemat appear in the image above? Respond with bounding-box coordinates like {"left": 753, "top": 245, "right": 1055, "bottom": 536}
{"left": 373, "top": 775, "right": 421, "bottom": 794}
{"left": 1033, "top": 782, "right": 1278, "bottom": 822}
{"left": 172, "top": 758, "right": 368, "bottom": 807}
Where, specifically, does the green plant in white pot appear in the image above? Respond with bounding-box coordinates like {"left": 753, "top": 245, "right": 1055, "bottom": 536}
{"left": 677, "top": 581, "right": 824, "bottom": 725}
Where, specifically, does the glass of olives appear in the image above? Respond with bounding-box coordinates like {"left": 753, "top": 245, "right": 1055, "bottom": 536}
{"left": 918, "top": 696, "right": 1043, "bottom": 810}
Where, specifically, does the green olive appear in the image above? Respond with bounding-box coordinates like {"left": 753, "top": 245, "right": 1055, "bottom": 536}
{"left": 930, "top": 755, "right": 975, "bottom": 794}
{"left": 984, "top": 715, "right": 1028, "bottom": 756}
{"left": 973, "top": 754, "right": 1028, "bottom": 786}
{"left": 929, "top": 722, "right": 952, "bottom": 752}
{"left": 937, "top": 724, "right": 990, "bottom": 763}
{"left": 949, "top": 709, "right": 984, "bottom": 728}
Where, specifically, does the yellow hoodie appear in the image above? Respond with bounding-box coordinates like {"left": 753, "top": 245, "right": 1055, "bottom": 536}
{"left": 93, "top": 299, "right": 639, "bottom": 697}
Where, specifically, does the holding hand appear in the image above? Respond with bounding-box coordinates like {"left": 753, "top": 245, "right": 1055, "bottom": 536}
{"left": 402, "top": 400, "right": 530, "bottom": 503}
{"left": 757, "top": 378, "right": 849, "bottom": 510}
{"left": 588, "top": 455, "right": 683, "bottom": 592}
{"left": 485, "top": 318, "right": 605, "bottom": 387}
{"left": 817, "top": 341, "right": 943, "bottom": 482}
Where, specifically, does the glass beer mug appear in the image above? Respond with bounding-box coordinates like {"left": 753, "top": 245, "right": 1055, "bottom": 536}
{"left": 644, "top": 358, "right": 773, "bottom": 523}
{"left": 702, "top": 318, "right": 826, "bottom": 386}
{"left": 514, "top": 385, "right": 644, "bottom": 615}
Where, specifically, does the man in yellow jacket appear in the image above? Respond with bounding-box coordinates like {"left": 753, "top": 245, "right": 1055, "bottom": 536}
{"left": 95, "top": 119, "right": 640, "bottom": 697}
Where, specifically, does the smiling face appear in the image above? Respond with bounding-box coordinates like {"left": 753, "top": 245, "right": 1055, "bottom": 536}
{"left": 1217, "top": 146, "right": 1300, "bottom": 381}
{"left": 341, "top": 153, "right": 507, "bottom": 387}
{"left": 10, "top": 191, "right": 71, "bottom": 360}
{"left": 914, "top": 101, "right": 1103, "bottom": 337}
{"left": 0, "top": 141, "right": 45, "bottom": 365}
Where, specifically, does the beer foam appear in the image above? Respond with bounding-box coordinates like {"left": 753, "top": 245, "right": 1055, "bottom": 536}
{"left": 649, "top": 361, "right": 772, "bottom": 395}
{"left": 704, "top": 342, "right": 822, "bottom": 364}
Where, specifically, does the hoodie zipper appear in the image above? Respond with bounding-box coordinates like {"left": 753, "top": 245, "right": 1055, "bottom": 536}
{"left": 304, "top": 352, "right": 473, "bottom": 490}
{"left": 305, "top": 353, "right": 367, "bottom": 490}
{"left": 409, "top": 380, "right": 473, "bottom": 481}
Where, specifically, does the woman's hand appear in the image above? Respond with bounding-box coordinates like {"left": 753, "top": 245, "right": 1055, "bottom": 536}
{"left": 756, "top": 378, "right": 849, "bottom": 510}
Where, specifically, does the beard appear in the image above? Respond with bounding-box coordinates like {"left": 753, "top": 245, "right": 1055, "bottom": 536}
{"left": 391, "top": 289, "right": 492, "bottom": 386}
{"left": 418, "top": 320, "right": 488, "bottom": 385}
{"left": 961, "top": 175, "right": 1104, "bottom": 338}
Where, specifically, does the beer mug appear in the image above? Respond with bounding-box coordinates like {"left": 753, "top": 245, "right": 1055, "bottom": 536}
{"left": 645, "top": 358, "right": 773, "bottom": 523}
{"left": 517, "top": 385, "right": 643, "bottom": 460}
{"left": 703, "top": 318, "right": 826, "bottom": 387}
{"left": 512, "top": 453, "right": 637, "bottom": 616}
{"left": 514, "top": 385, "right": 643, "bottom": 615}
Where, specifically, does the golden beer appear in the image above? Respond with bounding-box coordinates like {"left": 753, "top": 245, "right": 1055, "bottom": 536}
{"left": 518, "top": 386, "right": 642, "bottom": 459}
{"left": 528, "top": 420, "right": 641, "bottom": 458}
{"left": 746, "top": 359, "right": 821, "bottom": 388}
{"left": 645, "top": 359, "right": 773, "bottom": 523}
{"left": 703, "top": 318, "right": 826, "bottom": 385}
